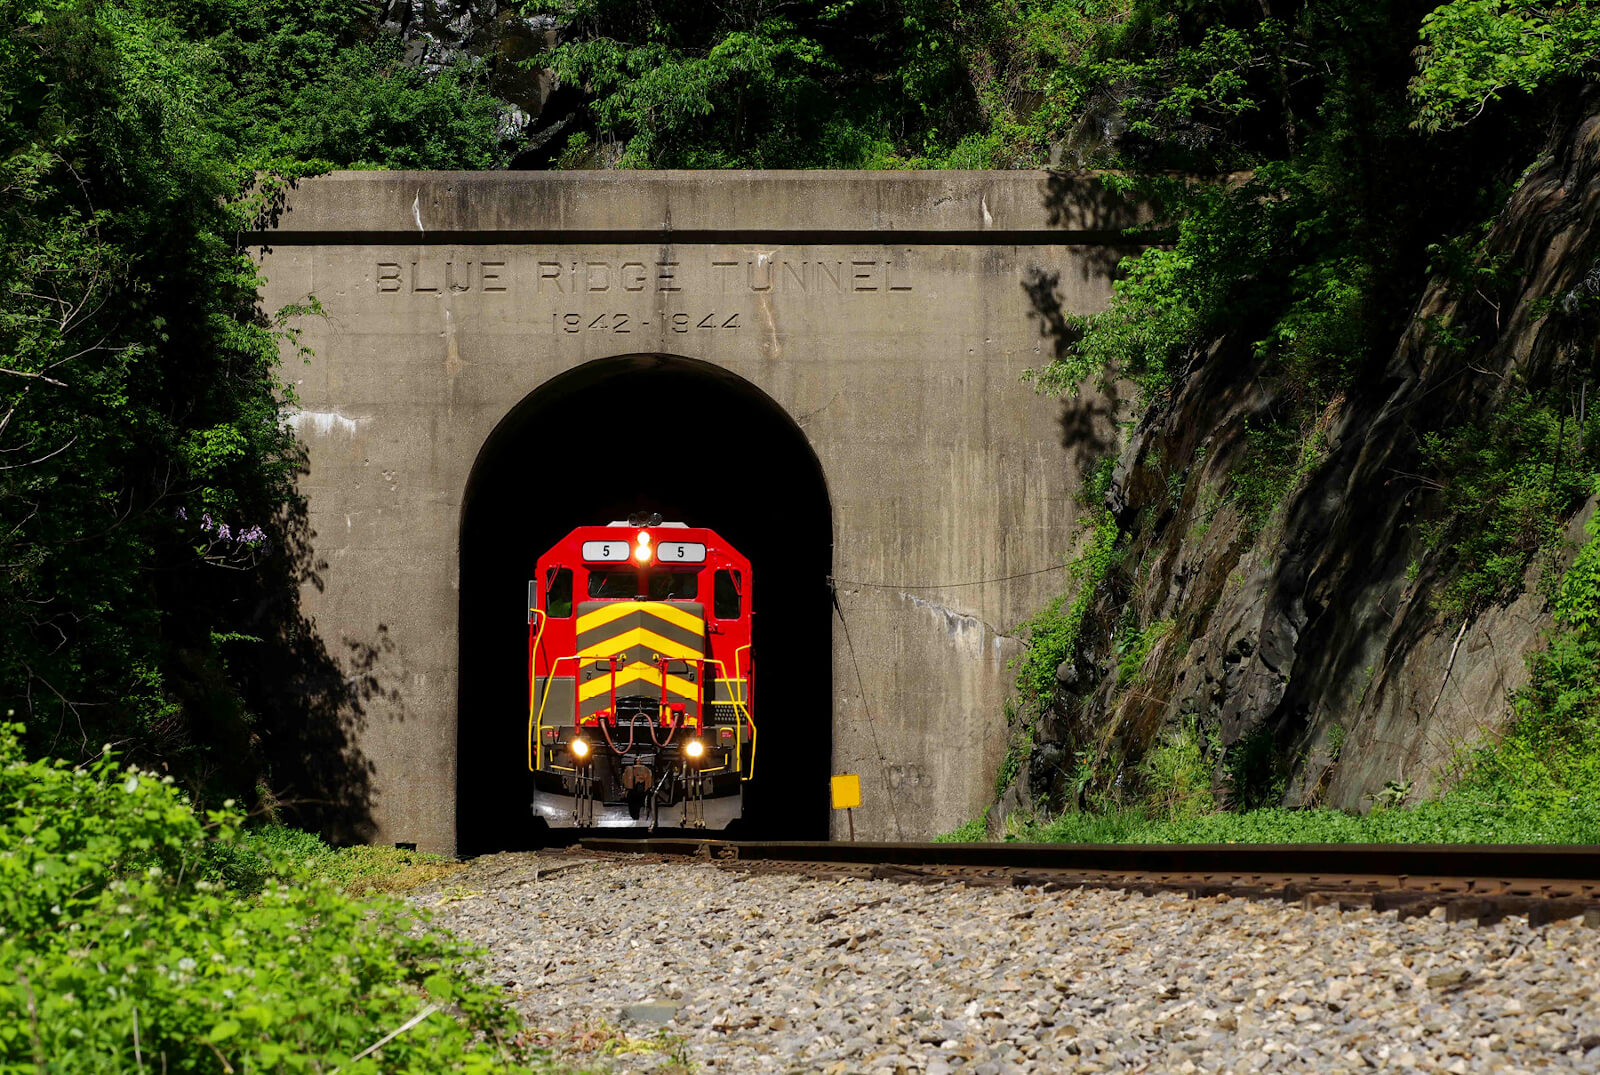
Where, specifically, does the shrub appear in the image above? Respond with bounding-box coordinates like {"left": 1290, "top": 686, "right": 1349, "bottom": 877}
{"left": 0, "top": 725, "right": 555, "bottom": 1073}
{"left": 1012, "top": 511, "right": 1122, "bottom": 714}
{"left": 1141, "top": 716, "right": 1214, "bottom": 821}
{"left": 1116, "top": 618, "right": 1174, "bottom": 687}
{"left": 1419, "top": 389, "right": 1600, "bottom": 620}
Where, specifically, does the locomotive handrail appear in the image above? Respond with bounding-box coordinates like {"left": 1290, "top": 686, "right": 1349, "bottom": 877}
{"left": 531, "top": 631, "right": 755, "bottom": 781}
{"left": 736, "top": 644, "right": 755, "bottom": 780}
{"left": 530, "top": 652, "right": 582, "bottom": 771}
{"left": 699, "top": 654, "right": 757, "bottom": 782}
{"left": 526, "top": 609, "right": 547, "bottom": 772}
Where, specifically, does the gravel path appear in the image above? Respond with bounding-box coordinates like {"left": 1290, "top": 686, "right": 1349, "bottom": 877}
{"left": 414, "top": 852, "right": 1600, "bottom": 1073}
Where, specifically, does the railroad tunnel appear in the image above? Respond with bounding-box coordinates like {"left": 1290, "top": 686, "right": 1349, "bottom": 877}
{"left": 456, "top": 354, "right": 834, "bottom": 853}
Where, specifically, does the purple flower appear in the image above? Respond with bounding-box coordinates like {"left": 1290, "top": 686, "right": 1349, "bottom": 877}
{"left": 175, "top": 507, "right": 187, "bottom": 521}
{"left": 217, "top": 523, "right": 232, "bottom": 541}
{"left": 201, "top": 513, "right": 214, "bottom": 532}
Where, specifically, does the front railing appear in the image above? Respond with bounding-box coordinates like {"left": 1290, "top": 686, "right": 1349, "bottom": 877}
{"left": 527, "top": 623, "right": 756, "bottom": 781}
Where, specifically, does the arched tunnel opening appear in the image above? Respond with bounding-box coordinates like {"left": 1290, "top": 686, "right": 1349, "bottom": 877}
{"left": 457, "top": 354, "right": 834, "bottom": 854}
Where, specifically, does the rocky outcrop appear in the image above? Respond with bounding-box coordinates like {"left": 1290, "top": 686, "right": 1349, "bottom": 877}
{"left": 373, "top": 0, "right": 573, "bottom": 166}
{"left": 1015, "top": 102, "right": 1600, "bottom": 819}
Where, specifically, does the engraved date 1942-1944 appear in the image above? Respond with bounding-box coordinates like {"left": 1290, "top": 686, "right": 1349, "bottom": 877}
{"left": 554, "top": 311, "right": 739, "bottom": 334}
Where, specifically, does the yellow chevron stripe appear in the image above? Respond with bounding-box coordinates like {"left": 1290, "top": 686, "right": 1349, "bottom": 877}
{"left": 574, "top": 601, "right": 706, "bottom": 637}
{"left": 576, "top": 663, "right": 699, "bottom": 702}
{"left": 578, "top": 626, "right": 701, "bottom": 662}
{"left": 637, "top": 602, "right": 705, "bottom": 635}
{"left": 575, "top": 602, "right": 644, "bottom": 633}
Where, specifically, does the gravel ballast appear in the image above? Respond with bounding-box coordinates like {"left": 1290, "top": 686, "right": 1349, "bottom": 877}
{"left": 414, "top": 853, "right": 1600, "bottom": 1073}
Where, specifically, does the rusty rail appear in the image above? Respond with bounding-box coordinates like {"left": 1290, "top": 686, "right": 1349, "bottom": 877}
{"left": 579, "top": 838, "right": 1600, "bottom": 927}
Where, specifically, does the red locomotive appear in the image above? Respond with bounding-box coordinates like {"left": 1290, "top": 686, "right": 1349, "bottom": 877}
{"left": 527, "top": 515, "right": 755, "bottom": 828}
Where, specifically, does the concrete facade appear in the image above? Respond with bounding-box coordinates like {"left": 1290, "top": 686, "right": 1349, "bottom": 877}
{"left": 251, "top": 171, "right": 1136, "bottom": 853}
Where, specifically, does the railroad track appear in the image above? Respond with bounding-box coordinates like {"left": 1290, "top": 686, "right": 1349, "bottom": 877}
{"left": 580, "top": 837, "right": 1600, "bottom": 928}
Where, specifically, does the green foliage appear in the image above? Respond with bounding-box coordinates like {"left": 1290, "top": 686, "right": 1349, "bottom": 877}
{"left": 1222, "top": 723, "right": 1288, "bottom": 810}
{"left": 1013, "top": 793, "right": 1600, "bottom": 844}
{"left": 1411, "top": 0, "right": 1600, "bottom": 131}
{"left": 1012, "top": 511, "right": 1122, "bottom": 714}
{"left": 528, "top": 0, "right": 977, "bottom": 168}
{"left": 240, "top": 826, "right": 467, "bottom": 896}
{"left": 0, "top": 0, "right": 508, "bottom": 805}
{"left": 1140, "top": 716, "right": 1214, "bottom": 820}
{"left": 1444, "top": 483, "right": 1600, "bottom": 821}
{"left": 932, "top": 811, "right": 989, "bottom": 842}
{"left": 995, "top": 0, "right": 1597, "bottom": 818}
{"left": 994, "top": 701, "right": 1034, "bottom": 799}
{"left": 0, "top": 726, "right": 564, "bottom": 1073}
{"left": 1326, "top": 722, "right": 1348, "bottom": 761}
{"left": 1115, "top": 617, "right": 1173, "bottom": 686}
{"left": 1230, "top": 417, "right": 1329, "bottom": 533}
{"left": 1419, "top": 387, "right": 1600, "bottom": 620}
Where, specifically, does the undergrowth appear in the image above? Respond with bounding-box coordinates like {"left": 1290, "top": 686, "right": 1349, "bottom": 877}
{"left": 1012, "top": 511, "right": 1123, "bottom": 712}
{"left": 237, "top": 827, "right": 466, "bottom": 896}
{"left": 996, "top": 511, "right": 1122, "bottom": 797}
{"left": 0, "top": 725, "right": 569, "bottom": 1073}
{"left": 1419, "top": 387, "right": 1600, "bottom": 621}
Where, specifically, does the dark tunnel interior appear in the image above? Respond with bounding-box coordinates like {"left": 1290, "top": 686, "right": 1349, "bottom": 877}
{"left": 456, "top": 354, "right": 834, "bottom": 854}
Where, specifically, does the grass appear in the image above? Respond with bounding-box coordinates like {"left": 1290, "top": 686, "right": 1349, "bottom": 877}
{"left": 237, "top": 825, "right": 467, "bottom": 894}
{"left": 940, "top": 794, "right": 1600, "bottom": 846}
{"left": 933, "top": 813, "right": 988, "bottom": 842}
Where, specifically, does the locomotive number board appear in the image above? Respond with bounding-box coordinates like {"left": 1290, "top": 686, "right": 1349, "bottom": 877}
{"left": 656, "top": 541, "right": 706, "bottom": 563}
{"left": 581, "top": 540, "right": 632, "bottom": 562}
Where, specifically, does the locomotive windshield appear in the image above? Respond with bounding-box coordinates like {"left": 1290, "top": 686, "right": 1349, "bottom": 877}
{"left": 585, "top": 569, "right": 700, "bottom": 600}
{"left": 648, "top": 571, "right": 698, "bottom": 600}
{"left": 587, "top": 571, "right": 637, "bottom": 598}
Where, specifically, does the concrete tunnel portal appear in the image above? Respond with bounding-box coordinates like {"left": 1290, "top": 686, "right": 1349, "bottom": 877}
{"left": 456, "top": 354, "right": 835, "bottom": 853}
{"left": 255, "top": 171, "right": 1133, "bottom": 850}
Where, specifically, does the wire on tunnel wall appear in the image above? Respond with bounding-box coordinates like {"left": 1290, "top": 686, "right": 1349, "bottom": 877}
{"left": 831, "top": 563, "right": 1070, "bottom": 591}
{"left": 829, "top": 583, "right": 906, "bottom": 841}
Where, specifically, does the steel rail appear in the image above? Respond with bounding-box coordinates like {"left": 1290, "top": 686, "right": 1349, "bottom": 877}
{"left": 578, "top": 838, "right": 1600, "bottom": 926}
{"left": 581, "top": 838, "right": 1600, "bottom": 880}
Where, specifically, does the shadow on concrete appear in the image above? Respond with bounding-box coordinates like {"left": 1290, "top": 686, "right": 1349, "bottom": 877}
{"left": 456, "top": 354, "right": 834, "bottom": 854}
{"left": 1020, "top": 265, "right": 1127, "bottom": 472}
{"left": 222, "top": 470, "right": 385, "bottom": 845}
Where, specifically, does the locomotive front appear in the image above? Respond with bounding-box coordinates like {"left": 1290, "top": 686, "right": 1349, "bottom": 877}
{"left": 526, "top": 518, "right": 755, "bottom": 829}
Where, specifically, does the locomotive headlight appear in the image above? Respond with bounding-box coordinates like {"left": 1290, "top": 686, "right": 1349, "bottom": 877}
{"left": 633, "top": 531, "right": 653, "bottom": 564}
{"left": 684, "top": 739, "right": 706, "bottom": 760}
{"left": 570, "top": 738, "right": 590, "bottom": 760}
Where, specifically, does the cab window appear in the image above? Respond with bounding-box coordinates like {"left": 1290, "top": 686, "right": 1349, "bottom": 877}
{"left": 587, "top": 570, "right": 637, "bottom": 599}
{"left": 714, "top": 569, "right": 742, "bottom": 619}
{"left": 545, "top": 567, "right": 573, "bottom": 617}
{"left": 648, "top": 571, "right": 699, "bottom": 601}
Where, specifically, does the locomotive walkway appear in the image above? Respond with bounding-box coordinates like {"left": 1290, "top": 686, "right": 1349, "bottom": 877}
{"left": 414, "top": 846, "right": 1600, "bottom": 1073}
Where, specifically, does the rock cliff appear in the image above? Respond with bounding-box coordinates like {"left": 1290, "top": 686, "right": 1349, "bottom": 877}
{"left": 1010, "top": 100, "right": 1600, "bottom": 825}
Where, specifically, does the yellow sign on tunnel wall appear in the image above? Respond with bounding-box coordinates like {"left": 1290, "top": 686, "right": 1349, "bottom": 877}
{"left": 830, "top": 774, "right": 862, "bottom": 810}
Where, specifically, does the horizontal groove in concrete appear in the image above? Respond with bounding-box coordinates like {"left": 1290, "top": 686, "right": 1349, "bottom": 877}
{"left": 241, "top": 228, "right": 1147, "bottom": 247}
{"left": 242, "top": 169, "right": 1152, "bottom": 243}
